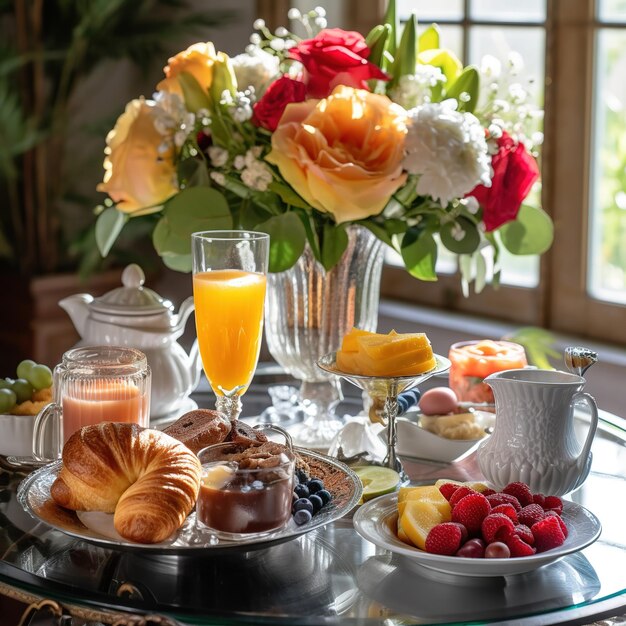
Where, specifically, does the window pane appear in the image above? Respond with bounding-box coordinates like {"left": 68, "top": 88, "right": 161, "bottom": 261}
{"left": 470, "top": 0, "right": 546, "bottom": 22}
{"left": 437, "top": 25, "right": 464, "bottom": 61}
{"left": 588, "top": 30, "right": 626, "bottom": 304}
{"left": 469, "top": 27, "right": 545, "bottom": 288}
{"left": 598, "top": 0, "right": 626, "bottom": 21}
{"left": 398, "top": 0, "right": 463, "bottom": 22}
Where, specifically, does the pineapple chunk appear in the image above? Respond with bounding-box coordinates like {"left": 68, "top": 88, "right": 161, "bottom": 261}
{"left": 398, "top": 485, "right": 451, "bottom": 518}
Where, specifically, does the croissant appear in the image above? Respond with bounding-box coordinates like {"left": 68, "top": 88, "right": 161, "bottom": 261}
{"left": 50, "top": 422, "right": 202, "bottom": 544}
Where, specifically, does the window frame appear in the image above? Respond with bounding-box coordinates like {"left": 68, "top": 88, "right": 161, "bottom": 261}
{"left": 257, "top": 0, "right": 626, "bottom": 345}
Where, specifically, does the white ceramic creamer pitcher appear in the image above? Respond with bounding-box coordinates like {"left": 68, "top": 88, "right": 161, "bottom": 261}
{"left": 477, "top": 369, "right": 598, "bottom": 496}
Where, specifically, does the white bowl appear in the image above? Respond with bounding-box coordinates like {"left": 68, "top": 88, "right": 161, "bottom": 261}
{"left": 391, "top": 411, "right": 494, "bottom": 464}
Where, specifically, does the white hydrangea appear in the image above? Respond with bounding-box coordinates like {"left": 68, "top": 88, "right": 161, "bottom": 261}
{"left": 231, "top": 48, "right": 280, "bottom": 98}
{"left": 403, "top": 100, "right": 491, "bottom": 207}
{"left": 389, "top": 66, "right": 446, "bottom": 109}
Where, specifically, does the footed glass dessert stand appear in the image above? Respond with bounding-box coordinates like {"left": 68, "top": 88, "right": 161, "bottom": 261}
{"left": 317, "top": 353, "right": 451, "bottom": 484}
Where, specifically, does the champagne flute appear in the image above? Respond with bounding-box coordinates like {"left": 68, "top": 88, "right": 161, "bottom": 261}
{"left": 192, "top": 231, "right": 269, "bottom": 422}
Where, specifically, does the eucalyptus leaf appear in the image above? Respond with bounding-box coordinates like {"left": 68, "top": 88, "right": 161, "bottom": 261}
{"left": 474, "top": 251, "right": 487, "bottom": 294}
{"left": 162, "top": 253, "right": 192, "bottom": 273}
{"left": 446, "top": 66, "right": 479, "bottom": 113}
{"left": 95, "top": 207, "right": 127, "bottom": 257}
{"left": 498, "top": 204, "right": 554, "bottom": 255}
{"left": 321, "top": 223, "right": 349, "bottom": 271}
{"left": 152, "top": 217, "right": 191, "bottom": 256}
{"left": 401, "top": 227, "right": 438, "bottom": 281}
{"left": 440, "top": 216, "right": 480, "bottom": 254}
{"left": 256, "top": 212, "right": 307, "bottom": 273}
{"left": 165, "top": 187, "right": 232, "bottom": 238}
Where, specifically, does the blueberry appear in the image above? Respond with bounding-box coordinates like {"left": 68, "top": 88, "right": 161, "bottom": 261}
{"left": 308, "top": 494, "right": 324, "bottom": 513}
{"left": 292, "top": 498, "right": 314, "bottom": 514}
{"left": 296, "top": 469, "right": 309, "bottom": 484}
{"left": 307, "top": 479, "right": 324, "bottom": 494}
{"left": 317, "top": 489, "right": 332, "bottom": 505}
{"left": 293, "top": 509, "right": 312, "bottom": 525}
{"left": 294, "top": 483, "right": 310, "bottom": 499}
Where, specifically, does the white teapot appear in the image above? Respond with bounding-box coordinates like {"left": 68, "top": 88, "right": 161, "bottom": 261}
{"left": 59, "top": 264, "right": 201, "bottom": 419}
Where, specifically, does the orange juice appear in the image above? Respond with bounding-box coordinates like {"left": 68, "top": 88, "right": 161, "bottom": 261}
{"left": 193, "top": 269, "right": 267, "bottom": 395}
{"left": 62, "top": 380, "right": 149, "bottom": 442}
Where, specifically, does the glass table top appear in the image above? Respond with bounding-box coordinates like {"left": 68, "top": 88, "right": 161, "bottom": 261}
{"left": 1, "top": 371, "right": 626, "bottom": 625}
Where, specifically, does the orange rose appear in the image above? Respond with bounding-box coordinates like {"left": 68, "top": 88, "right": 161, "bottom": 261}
{"left": 266, "top": 86, "right": 407, "bottom": 224}
{"left": 97, "top": 98, "right": 178, "bottom": 215}
{"left": 157, "top": 42, "right": 217, "bottom": 96}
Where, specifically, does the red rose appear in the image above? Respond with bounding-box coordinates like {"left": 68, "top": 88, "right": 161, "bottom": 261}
{"left": 289, "top": 28, "right": 388, "bottom": 98}
{"left": 252, "top": 76, "right": 307, "bottom": 131}
{"left": 470, "top": 131, "right": 540, "bottom": 231}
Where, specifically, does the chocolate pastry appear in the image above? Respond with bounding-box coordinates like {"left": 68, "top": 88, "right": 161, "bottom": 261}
{"left": 225, "top": 419, "right": 268, "bottom": 446}
{"left": 163, "top": 409, "right": 230, "bottom": 454}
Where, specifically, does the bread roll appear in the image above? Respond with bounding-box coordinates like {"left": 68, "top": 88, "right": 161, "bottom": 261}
{"left": 51, "top": 422, "right": 201, "bottom": 544}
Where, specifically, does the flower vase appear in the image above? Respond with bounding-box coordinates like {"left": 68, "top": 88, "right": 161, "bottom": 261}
{"left": 265, "top": 226, "right": 384, "bottom": 450}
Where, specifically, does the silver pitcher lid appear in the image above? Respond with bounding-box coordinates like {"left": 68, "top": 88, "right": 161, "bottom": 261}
{"left": 90, "top": 264, "right": 173, "bottom": 316}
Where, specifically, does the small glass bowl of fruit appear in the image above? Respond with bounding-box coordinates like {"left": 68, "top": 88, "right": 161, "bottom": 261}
{"left": 0, "top": 360, "right": 53, "bottom": 457}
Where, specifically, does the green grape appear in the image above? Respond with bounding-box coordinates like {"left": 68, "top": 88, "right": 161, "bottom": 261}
{"left": 11, "top": 378, "right": 33, "bottom": 404}
{"left": 0, "top": 389, "right": 16, "bottom": 413}
{"left": 0, "top": 379, "right": 11, "bottom": 390}
{"left": 17, "top": 359, "right": 36, "bottom": 381}
{"left": 28, "top": 364, "right": 53, "bottom": 390}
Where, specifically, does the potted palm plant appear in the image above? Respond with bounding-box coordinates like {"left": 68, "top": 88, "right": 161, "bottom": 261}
{"left": 0, "top": 0, "right": 231, "bottom": 369}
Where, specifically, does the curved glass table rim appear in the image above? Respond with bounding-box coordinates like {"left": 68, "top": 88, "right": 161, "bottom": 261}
{"left": 1, "top": 401, "right": 626, "bottom": 624}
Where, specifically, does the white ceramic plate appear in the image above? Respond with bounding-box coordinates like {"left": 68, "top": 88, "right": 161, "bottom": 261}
{"left": 353, "top": 493, "right": 602, "bottom": 577}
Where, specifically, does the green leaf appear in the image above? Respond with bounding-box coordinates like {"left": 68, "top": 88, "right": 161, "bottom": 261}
{"left": 153, "top": 217, "right": 191, "bottom": 256}
{"left": 391, "top": 13, "right": 417, "bottom": 86}
{"left": 165, "top": 186, "right": 232, "bottom": 238}
{"left": 358, "top": 221, "right": 394, "bottom": 248}
{"left": 401, "top": 227, "right": 438, "bottom": 281}
{"left": 268, "top": 181, "right": 309, "bottom": 209}
{"left": 446, "top": 65, "right": 480, "bottom": 113}
{"left": 178, "top": 71, "right": 211, "bottom": 112}
{"left": 498, "top": 204, "right": 554, "bottom": 255}
{"left": 382, "top": 0, "right": 398, "bottom": 71}
{"left": 366, "top": 24, "right": 390, "bottom": 67}
{"left": 320, "top": 224, "right": 349, "bottom": 271}
{"left": 440, "top": 217, "right": 480, "bottom": 254}
{"left": 95, "top": 207, "right": 128, "bottom": 257}
{"left": 418, "top": 25, "right": 440, "bottom": 52}
{"left": 256, "top": 212, "right": 307, "bottom": 273}
{"left": 418, "top": 48, "right": 463, "bottom": 84}
{"left": 162, "top": 253, "right": 192, "bottom": 273}
{"left": 220, "top": 174, "right": 252, "bottom": 199}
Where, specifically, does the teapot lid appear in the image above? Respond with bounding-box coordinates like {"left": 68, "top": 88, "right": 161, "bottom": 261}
{"left": 91, "top": 264, "right": 173, "bottom": 316}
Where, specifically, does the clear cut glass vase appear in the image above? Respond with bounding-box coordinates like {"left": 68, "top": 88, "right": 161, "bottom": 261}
{"left": 264, "top": 225, "right": 384, "bottom": 450}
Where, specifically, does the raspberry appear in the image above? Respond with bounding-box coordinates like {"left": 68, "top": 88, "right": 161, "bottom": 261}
{"left": 449, "top": 485, "right": 477, "bottom": 507}
{"left": 545, "top": 510, "right": 568, "bottom": 537}
{"left": 502, "top": 482, "right": 534, "bottom": 507}
{"left": 481, "top": 488, "right": 497, "bottom": 497}
{"left": 486, "top": 492, "right": 521, "bottom": 511}
{"left": 533, "top": 493, "right": 546, "bottom": 507}
{"left": 481, "top": 512, "right": 515, "bottom": 544}
{"left": 438, "top": 482, "right": 459, "bottom": 501}
{"left": 504, "top": 532, "right": 536, "bottom": 557}
{"left": 543, "top": 495, "right": 563, "bottom": 515}
{"left": 425, "top": 522, "right": 464, "bottom": 555}
{"left": 518, "top": 503, "right": 545, "bottom": 528}
{"left": 513, "top": 523, "right": 535, "bottom": 545}
{"left": 532, "top": 515, "right": 566, "bottom": 552}
{"left": 491, "top": 503, "right": 518, "bottom": 523}
{"left": 452, "top": 493, "right": 491, "bottom": 534}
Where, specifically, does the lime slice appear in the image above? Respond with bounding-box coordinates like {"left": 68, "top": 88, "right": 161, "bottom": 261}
{"left": 354, "top": 466, "right": 400, "bottom": 501}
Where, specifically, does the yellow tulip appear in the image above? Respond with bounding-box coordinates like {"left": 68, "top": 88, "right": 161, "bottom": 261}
{"left": 157, "top": 42, "right": 217, "bottom": 98}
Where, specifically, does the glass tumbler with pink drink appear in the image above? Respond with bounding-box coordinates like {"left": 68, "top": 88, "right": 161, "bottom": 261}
{"left": 32, "top": 346, "right": 151, "bottom": 461}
